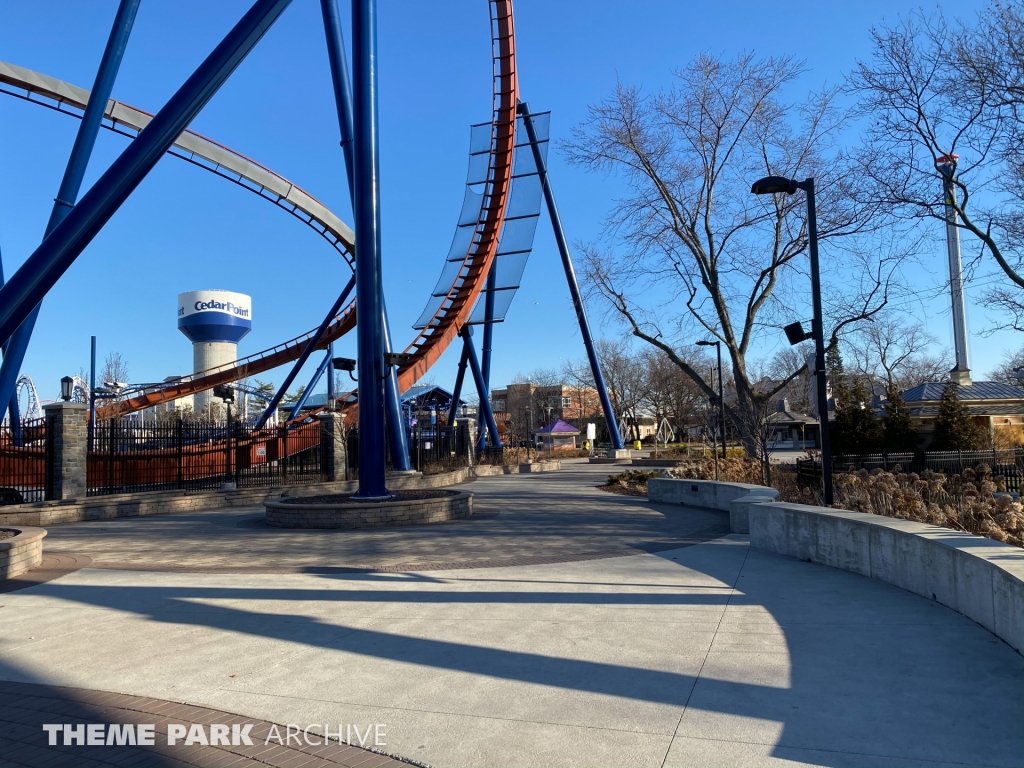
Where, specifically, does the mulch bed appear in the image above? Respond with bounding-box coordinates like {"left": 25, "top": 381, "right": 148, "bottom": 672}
{"left": 597, "top": 485, "right": 648, "bottom": 497}
{"left": 0, "top": 530, "right": 16, "bottom": 540}
{"left": 280, "top": 489, "right": 458, "bottom": 505}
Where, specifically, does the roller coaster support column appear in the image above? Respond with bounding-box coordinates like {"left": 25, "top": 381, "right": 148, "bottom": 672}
{"left": 476, "top": 266, "right": 497, "bottom": 450}
{"left": 0, "top": 251, "right": 22, "bottom": 437}
{"left": 519, "top": 102, "right": 623, "bottom": 451}
{"left": 327, "top": 341, "right": 336, "bottom": 406}
{"left": 0, "top": 0, "right": 141, "bottom": 425}
{"left": 255, "top": 275, "right": 355, "bottom": 429}
{"left": 448, "top": 344, "right": 469, "bottom": 427}
{"left": 461, "top": 327, "right": 501, "bottom": 449}
{"left": 351, "top": 0, "right": 389, "bottom": 497}
{"left": 0, "top": 0, "right": 293, "bottom": 346}
{"left": 321, "top": 0, "right": 411, "bottom": 472}
{"left": 287, "top": 349, "right": 332, "bottom": 420}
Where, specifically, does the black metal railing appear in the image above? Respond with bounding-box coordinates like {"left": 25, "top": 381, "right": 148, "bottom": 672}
{"left": 87, "top": 418, "right": 326, "bottom": 497}
{"left": 0, "top": 417, "right": 46, "bottom": 505}
{"left": 797, "top": 448, "right": 1024, "bottom": 494}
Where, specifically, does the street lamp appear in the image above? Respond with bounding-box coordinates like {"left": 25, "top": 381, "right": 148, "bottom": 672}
{"left": 60, "top": 376, "right": 74, "bottom": 402}
{"left": 751, "top": 175, "right": 833, "bottom": 505}
{"left": 696, "top": 340, "right": 726, "bottom": 462}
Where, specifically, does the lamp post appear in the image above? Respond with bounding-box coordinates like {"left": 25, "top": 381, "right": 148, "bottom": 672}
{"left": 696, "top": 340, "right": 726, "bottom": 461}
{"left": 60, "top": 376, "right": 74, "bottom": 402}
{"left": 750, "top": 175, "right": 833, "bottom": 505}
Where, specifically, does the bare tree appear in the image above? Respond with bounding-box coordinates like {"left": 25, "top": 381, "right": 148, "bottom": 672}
{"left": 560, "top": 357, "right": 601, "bottom": 425}
{"left": 564, "top": 53, "right": 900, "bottom": 454}
{"left": 988, "top": 349, "right": 1024, "bottom": 387}
{"left": 595, "top": 339, "right": 650, "bottom": 441}
{"left": 848, "top": 2, "right": 1024, "bottom": 329}
{"left": 766, "top": 345, "right": 814, "bottom": 414}
{"left": 100, "top": 352, "right": 129, "bottom": 402}
{"left": 843, "top": 313, "right": 952, "bottom": 391}
{"left": 642, "top": 347, "right": 707, "bottom": 437}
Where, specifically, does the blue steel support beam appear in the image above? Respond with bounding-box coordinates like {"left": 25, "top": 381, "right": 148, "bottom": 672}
{"left": 351, "top": 0, "right": 389, "bottom": 497}
{"left": 462, "top": 328, "right": 501, "bottom": 449}
{"left": 255, "top": 275, "right": 355, "bottom": 429}
{"left": 0, "top": 0, "right": 293, "bottom": 346}
{"left": 0, "top": 250, "right": 21, "bottom": 434}
{"left": 287, "top": 349, "right": 332, "bottom": 421}
{"left": 327, "top": 341, "right": 336, "bottom": 404}
{"left": 476, "top": 264, "right": 497, "bottom": 449}
{"left": 519, "top": 102, "right": 624, "bottom": 450}
{"left": 320, "top": 0, "right": 411, "bottom": 472}
{"left": 0, "top": 0, "right": 141, "bottom": 421}
{"left": 448, "top": 343, "right": 469, "bottom": 426}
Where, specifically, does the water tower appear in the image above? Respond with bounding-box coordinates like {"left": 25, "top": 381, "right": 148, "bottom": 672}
{"left": 177, "top": 290, "right": 251, "bottom": 415}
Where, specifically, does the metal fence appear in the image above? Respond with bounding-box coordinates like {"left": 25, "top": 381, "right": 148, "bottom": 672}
{"left": 87, "top": 419, "right": 325, "bottom": 497}
{"left": 0, "top": 417, "right": 46, "bottom": 505}
{"left": 343, "top": 425, "right": 474, "bottom": 474}
{"left": 797, "top": 448, "right": 1024, "bottom": 494}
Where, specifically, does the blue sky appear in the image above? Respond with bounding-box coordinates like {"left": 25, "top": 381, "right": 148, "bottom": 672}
{"left": 0, "top": 0, "right": 1012, "bottom": 405}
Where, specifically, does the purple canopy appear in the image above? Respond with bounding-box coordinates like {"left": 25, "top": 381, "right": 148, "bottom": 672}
{"left": 535, "top": 419, "right": 580, "bottom": 435}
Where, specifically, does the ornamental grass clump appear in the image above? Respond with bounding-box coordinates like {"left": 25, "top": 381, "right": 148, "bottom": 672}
{"left": 666, "top": 457, "right": 764, "bottom": 486}
{"left": 831, "top": 465, "right": 1023, "bottom": 547}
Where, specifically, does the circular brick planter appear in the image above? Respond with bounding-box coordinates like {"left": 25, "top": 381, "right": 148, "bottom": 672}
{"left": 0, "top": 526, "right": 46, "bottom": 579}
{"left": 265, "top": 490, "right": 473, "bottom": 529}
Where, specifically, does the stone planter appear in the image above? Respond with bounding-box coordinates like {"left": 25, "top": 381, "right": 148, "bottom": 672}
{"left": 265, "top": 490, "right": 473, "bottom": 530}
{"left": 0, "top": 526, "right": 46, "bottom": 579}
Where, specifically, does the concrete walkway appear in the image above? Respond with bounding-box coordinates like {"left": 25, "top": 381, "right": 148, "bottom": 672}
{"left": 1, "top": 464, "right": 1021, "bottom": 767}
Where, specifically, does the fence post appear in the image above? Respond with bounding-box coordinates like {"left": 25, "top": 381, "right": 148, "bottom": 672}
{"left": 42, "top": 402, "right": 88, "bottom": 501}
{"left": 177, "top": 419, "right": 184, "bottom": 489}
{"left": 108, "top": 417, "right": 116, "bottom": 494}
{"left": 281, "top": 426, "right": 288, "bottom": 484}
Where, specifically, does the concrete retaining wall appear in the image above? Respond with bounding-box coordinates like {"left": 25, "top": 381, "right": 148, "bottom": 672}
{"left": 748, "top": 501, "right": 1024, "bottom": 653}
{"left": 265, "top": 491, "right": 472, "bottom": 529}
{"left": 0, "top": 527, "right": 46, "bottom": 578}
{"left": 0, "top": 468, "right": 471, "bottom": 527}
{"left": 472, "top": 460, "right": 561, "bottom": 476}
{"left": 648, "top": 478, "right": 779, "bottom": 511}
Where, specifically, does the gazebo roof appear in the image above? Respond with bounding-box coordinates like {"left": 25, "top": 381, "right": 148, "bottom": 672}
{"left": 535, "top": 419, "right": 580, "bottom": 435}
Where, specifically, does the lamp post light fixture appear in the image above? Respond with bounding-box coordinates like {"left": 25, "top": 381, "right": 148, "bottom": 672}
{"left": 751, "top": 175, "right": 833, "bottom": 505}
{"left": 696, "top": 340, "right": 726, "bottom": 463}
{"left": 60, "top": 376, "right": 74, "bottom": 402}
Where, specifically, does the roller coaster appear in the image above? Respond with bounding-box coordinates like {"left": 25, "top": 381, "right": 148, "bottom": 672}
{"left": 0, "top": 0, "right": 624, "bottom": 497}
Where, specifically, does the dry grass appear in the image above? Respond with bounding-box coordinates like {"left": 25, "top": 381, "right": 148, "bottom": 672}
{"left": 598, "top": 470, "right": 661, "bottom": 497}
{"left": 668, "top": 457, "right": 1024, "bottom": 548}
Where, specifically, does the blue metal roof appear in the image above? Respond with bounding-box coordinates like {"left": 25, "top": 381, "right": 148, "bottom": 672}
{"left": 902, "top": 381, "right": 1024, "bottom": 403}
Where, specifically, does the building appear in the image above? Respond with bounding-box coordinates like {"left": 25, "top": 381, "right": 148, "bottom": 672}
{"left": 489, "top": 381, "right": 602, "bottom": 441}
{"left": 766, "top": 399, "right": 820, "bottom": 449}
{"left": 535, "top": 419, "right": 580, "bottom": 450}
{"left": 900, "top": 381, "right": 1024, "bottom": 448}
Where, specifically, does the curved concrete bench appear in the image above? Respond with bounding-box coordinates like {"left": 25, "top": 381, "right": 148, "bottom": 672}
{"left": 0, "top": 526, "right": 46, "bottom": 578}
{"left": 647, "top": 478, "right": 779, "bottom": 514}
{"left": 748, "top": 502, "right": 1024, "bottom": 652}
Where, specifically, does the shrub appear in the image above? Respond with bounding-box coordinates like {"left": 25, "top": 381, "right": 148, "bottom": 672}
{"left": 665, "top": 457, "right": 764, "bottom": 485}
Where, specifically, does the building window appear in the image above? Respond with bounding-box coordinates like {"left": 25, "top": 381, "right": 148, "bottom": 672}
{"left": 493, "top": 399, "right": 505, "bottom": 411}
{"left": 561, "top": 396, "right": 571, "bottom": 408}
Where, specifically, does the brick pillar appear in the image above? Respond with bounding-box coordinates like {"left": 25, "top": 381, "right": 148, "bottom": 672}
{"left": 319, "top": 412, "right": 347, "bottom": 482}
{"left": 43, "top": 402, "right": 88, "bottom": 501}
{"left": 458, "top": 417, "right": 475, "bottom": 466}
